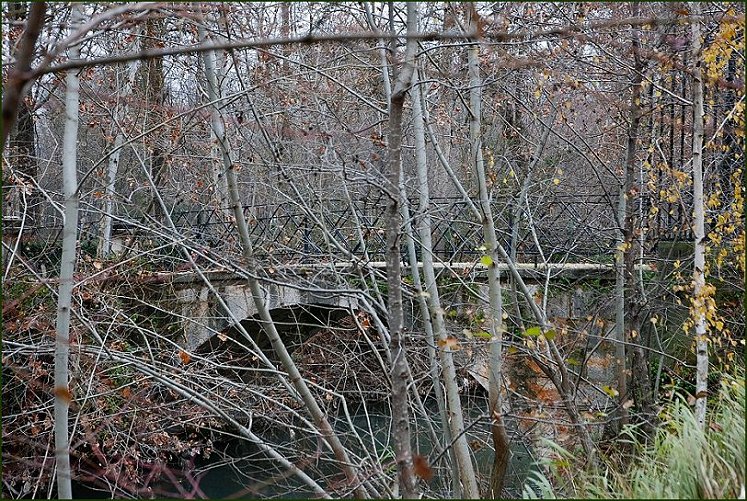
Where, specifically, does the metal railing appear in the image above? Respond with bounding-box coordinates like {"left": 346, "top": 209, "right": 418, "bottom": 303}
{"left": 3, "top": 187, "right": 695, "bottom": 265}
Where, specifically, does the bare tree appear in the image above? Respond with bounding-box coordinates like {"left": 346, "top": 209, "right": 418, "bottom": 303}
{"left": 383, "top": 3, "right": 420, "bottom": 497}
{"left": 198, "top": 21, "right": 370, "bottom": 497}
{"left": 689, "top": 1, "right": 708, "bottom": 428}
{"left": 464, "top": 4, "right": 510, "bottom": 496}
{"left": 53, "top": 5, "right": 84, "bottom": 498}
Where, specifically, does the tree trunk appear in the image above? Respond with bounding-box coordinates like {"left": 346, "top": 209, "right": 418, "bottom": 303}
{"left": 5, "top": 2, "right": 44, "bottom": 230}
{"left": 624, "top": 2, "right": 655, "bottom": 434}
{"left": 384, "top": 3, "right": 419, "bottom": 497}
{"left": 200, "top": 30, "right": 368, "bottom": 499}
{"left": 54, "top": 5, "right": 83, "bottom": 497}
{"left": 198, "top": 21, "right": 230, "bottom": 211}
{"left": 98, "top": 55, "right": 140, "bottom": 258}
{"left": 690, "top": 1, "right": 708, "bottom": 428}
{"left": 412, "top": 68, "right": 478, "bottom": 498}
{"left": 141, "top": 17, "right": 167, "bottom": 218}
{"left": 614, "top": 184, "right": 630, "bottom": 431}
{"left": 465, "top": 5, "right": 510, "bottom": 496}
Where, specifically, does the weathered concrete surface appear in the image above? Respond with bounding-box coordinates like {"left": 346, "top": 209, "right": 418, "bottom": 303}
{"left": 167, "top": 273, "right": 358, "bottom": 350}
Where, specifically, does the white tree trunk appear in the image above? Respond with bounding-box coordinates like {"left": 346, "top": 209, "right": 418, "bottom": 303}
{"left": 198, "top": 20, "right": 229, "bottom": 210}
{"left": 690, "top": 1, "right": 708, "bottom": 428}
{"left": 412, "top": 68, "right": 479, "bottom": 498}
{"left": 98, "top": 54, "right": 139, "bottom": 258}
{"left": 466, "top": 8, "right": 510, "bottom": 494}
{"left": 54, "top": 5, "right": 83, "bottom": 498}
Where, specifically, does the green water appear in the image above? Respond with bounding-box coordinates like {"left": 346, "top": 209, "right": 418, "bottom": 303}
{"left": 166, "top": 397, "right": 537, "bottom": 498}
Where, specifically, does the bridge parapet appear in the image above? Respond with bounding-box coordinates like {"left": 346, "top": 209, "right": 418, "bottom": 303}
{"left": 166, "top": 273, "right": 358, "bottom": 350}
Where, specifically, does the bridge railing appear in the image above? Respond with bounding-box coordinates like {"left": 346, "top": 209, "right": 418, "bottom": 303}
{"left": 165, "top": 193, "right": 623, "bottom": 264}
{"left": 4, "top": 185, "right": 695, "bottom": 266}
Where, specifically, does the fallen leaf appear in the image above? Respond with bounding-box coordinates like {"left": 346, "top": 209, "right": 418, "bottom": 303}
{"left": 179, "top": 350, "right": 191, "bottom": 364}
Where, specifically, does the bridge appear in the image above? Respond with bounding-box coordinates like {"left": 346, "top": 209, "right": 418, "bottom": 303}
{"left": 4, "top": 189, "right": 665, "bottom": 440}
{"left": 3, "top": 190, "right": 664, "bottom": 360}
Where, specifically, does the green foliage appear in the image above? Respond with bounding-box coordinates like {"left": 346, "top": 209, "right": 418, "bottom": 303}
{"left": 524, "top": 326, "right": 542, "bottom": 337}
{"left": 522, "top": 370, "right": 746, "bottom": 499}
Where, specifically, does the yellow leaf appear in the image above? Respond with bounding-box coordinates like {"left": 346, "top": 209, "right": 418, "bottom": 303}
{"left": 480, "top": 255, "right": 493, "bottom": 267}
{"left": 473, "top": 330, "right": 492, "bottom": 340}
{"left": 553, "top": 178, "right": 561, "bottom": 185}
{"left": 602, "top": 385, "right": 619, "bottom": 398}
{"left": 437, "top": 336, "right": 461, "bottom": 351}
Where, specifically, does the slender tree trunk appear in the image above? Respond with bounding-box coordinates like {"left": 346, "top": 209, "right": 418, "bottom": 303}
{"left": 54, "top": 6, "right": 83, "bottom": 497}
{"left": 200, "top": 33, "right": 368, "bottom": 499}
{"left": 141, "top": 17, "right": 167, "bottom": 218}
{"left": 384, "top": 3, "right": 419, "bottom": 497}
{"left": 510, "top": 116, "right": 554, "bottom": 332}
{"left": 465, "top": 7, "right": 510, "bottom": 495}
{"left": 613, "top": 186, "right": 630, "bottom": 430}
{"left": 198, "top": 21, "right": 229, "bottom": 211}
{"left": 624, "top": 2, "right": 655, "bottom": 434}
{"left": 5, "top": 2, "right": 45, "bottom": 231}
{"left": 412, "top": 68, "right": 478, "bottom": 498}
{"left": 98, "top": 55, "right": 139, "bottom": 258}
{"left": 690, "top": 1, "right": 708, "bottom": 428}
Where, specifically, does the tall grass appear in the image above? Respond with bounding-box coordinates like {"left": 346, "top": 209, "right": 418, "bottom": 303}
{"left": 523, "top": 370, "right": 745, "bottom": 499}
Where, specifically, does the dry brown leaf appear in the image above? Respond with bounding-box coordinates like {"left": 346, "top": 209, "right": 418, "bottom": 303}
{"left": 413, "top": 454, "right": 433, "bottom": 481}
{"left": 54, "top": 386, "right": 73, "bottom": 403}
{"left": 436, "top": 336, "right": 461, "bottom": 351}
{"left": 179, "top": 350, "right": 191, "bottom": 365}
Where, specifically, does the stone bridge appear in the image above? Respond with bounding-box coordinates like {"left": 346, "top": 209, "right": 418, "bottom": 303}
{"left": 168, "top": 268, "right": 360, "bottom": 351}
{"left": 153, "top": 261, "right": 648, "bottom": 353}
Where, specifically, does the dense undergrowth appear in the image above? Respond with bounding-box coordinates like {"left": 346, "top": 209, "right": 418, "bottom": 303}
{"left": 523, "top": 368, "right": 746, "bottom": 499}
